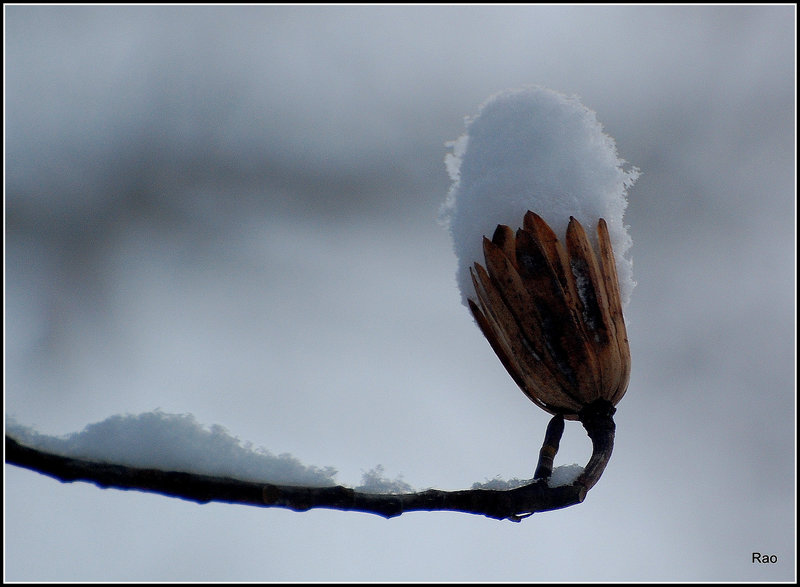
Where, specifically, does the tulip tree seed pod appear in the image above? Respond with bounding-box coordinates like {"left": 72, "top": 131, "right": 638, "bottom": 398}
{"left": 467, "top": 211, "right": 630, "bottom": 490}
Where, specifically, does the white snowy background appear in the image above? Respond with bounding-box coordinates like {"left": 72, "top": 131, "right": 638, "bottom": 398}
{"left": 4, "top": 5, "right": 795, "bottom": 581}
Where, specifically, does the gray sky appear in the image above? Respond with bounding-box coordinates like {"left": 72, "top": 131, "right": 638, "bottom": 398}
{"left": 4, "top": 5, "right": 795, "bottom": 581}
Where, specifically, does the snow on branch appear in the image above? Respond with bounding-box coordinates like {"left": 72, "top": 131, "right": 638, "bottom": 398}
{"left": 4, "top": 409, "right": 596, "bottom": 521}
{"left": 6, "top": 434, "right": 586, "bottom": 522}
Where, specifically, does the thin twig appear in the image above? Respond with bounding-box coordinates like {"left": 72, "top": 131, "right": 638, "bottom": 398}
{"left": 575, "top": 399, "right": 616, "bottom": 490}
{"left": 533, "top": 414, "right": 565, "bottom": 480}
{"left": 5, "top": 435, "right": 586, "bottom": 522}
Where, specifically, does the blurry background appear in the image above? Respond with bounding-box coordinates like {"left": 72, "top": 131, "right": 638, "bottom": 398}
{"left": 4, "top": 5, "right": 795, "bottom": 581}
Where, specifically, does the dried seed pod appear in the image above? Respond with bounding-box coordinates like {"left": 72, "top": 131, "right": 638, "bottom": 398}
{"left": 468, "top": 212, "right": 631, "bottom": 421}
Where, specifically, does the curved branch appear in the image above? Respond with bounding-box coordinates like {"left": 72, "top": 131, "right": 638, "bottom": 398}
{"left": 575, "top": 399, "right": 617, "bottom": 490}
{"left": 5, "top": 435, "right": 586, "bottom": 522}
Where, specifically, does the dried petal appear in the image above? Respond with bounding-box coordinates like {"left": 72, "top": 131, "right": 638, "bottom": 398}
{"left": 471, "top": 260, "right": 582, "bottom": 414}
{"left": 468, "top": 214, "right": 631, "bottom": 418}
{"left": 490, "top": 224, "right": 517, "bottom": 267}
{"left": 597, "top": 218, "right": 631, "bottom": 404}
{"left": 515, "top": 228, "right": 600, "bottom": 404}
{"left": 565, "top": 217, "right": 623, "bottom": 402}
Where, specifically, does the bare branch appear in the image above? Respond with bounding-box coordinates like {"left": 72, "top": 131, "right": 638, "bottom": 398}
{"left": 575, "top": 399, "right": 617, "bottom": 491}
{"left": 5, "top": 435, "right": 586, "bottom": 522}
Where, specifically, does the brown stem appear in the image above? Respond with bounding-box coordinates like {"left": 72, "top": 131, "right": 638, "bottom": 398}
{"left": 533, "top": 414, "right": 565, "bottom": 480}
{"left": 575, "top": 399, "right": 616, "bottom": 490}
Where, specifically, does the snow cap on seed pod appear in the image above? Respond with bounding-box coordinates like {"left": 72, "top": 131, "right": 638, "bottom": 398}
{"left": 439, "top": 86, "right": 639, "bottom": 309}
{"left": 440, "top": 87, "right": 638, "bottom": 418}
